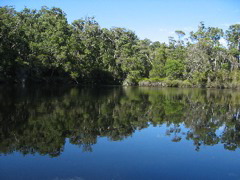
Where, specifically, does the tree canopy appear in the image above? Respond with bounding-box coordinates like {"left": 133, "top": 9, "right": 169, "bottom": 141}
{"left": 0, "top": 6, "right": 240, "bottom": 87}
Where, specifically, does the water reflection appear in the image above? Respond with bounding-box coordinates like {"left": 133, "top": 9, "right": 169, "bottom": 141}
{"left": 1, "top": 86, "right": 240, "bottom": 157}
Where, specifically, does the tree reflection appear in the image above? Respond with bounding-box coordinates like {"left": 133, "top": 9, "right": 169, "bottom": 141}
{"left": 1, "top": 86, "right": 240, "bottom": 156}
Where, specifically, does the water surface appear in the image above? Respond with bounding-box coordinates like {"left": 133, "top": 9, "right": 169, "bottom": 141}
{"left": 1, "top": 86, "right": 240, "bottom": 180}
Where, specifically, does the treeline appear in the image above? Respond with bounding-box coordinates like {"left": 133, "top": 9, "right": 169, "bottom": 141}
{"left": 0, "top": 6, "right": 240, "bottom": 87}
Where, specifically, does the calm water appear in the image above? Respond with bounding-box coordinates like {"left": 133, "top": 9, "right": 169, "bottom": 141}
{"left": 1, "top": 86, "right": 240, "bottom": 180}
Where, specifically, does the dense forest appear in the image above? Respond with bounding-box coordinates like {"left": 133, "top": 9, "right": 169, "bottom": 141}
{"left": 1, "top": 86, "right": 240, "bottom": 156}
{"left": 0, "top": 6, "right": 240, "bottom": 87}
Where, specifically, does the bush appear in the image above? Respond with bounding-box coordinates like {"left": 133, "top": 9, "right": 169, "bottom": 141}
{"left": 164, "top": 59, "right": 185, "bottom": 79}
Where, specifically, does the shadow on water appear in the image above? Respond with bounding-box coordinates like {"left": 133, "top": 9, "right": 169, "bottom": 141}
{"left": 1, "top": 85, "right": 240, "bottom": 157}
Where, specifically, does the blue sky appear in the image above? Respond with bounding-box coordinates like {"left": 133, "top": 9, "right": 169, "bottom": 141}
{"left": 1, "top": 0, "right": 239, "bottom": 43}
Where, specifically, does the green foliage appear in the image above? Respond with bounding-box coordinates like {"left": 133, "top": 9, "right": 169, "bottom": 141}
{"left": 0, "top": 6, "right": 240, "bottom": 88}
{"left": 149, "top": 43, "right": 168, "bottom": 78}
{"left": 226, "top": 24, "right": 240, "bottom": 49}
{"left": 123, "top": 70, "right": 141, "bottom": 86}
{"left": 164, "top": 59, "right": 185, "bottom": 79}
{"left": 191, "top": 72, "right": 207, "bottom": 85}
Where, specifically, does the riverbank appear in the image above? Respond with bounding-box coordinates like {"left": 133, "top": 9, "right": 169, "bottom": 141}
{"left": 138, "top": 78, "right": 240, "bottom": 89}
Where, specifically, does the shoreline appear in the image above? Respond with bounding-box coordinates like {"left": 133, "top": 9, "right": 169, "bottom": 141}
{"left": 138, "top": 80, "right": 240, "bottom": 89}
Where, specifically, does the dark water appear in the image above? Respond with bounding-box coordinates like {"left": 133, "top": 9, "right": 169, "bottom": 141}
{"left": 1, "top": 86, "right": 240, "bottom": 180}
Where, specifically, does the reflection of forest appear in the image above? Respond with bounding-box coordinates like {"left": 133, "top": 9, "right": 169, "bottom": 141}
{"left": 1, "top": 86, "right": 240, "bottom": 157}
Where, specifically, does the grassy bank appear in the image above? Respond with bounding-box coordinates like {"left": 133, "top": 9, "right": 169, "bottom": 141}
{"left": 138, "top": 78, "right": 240, "bottom": 89}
